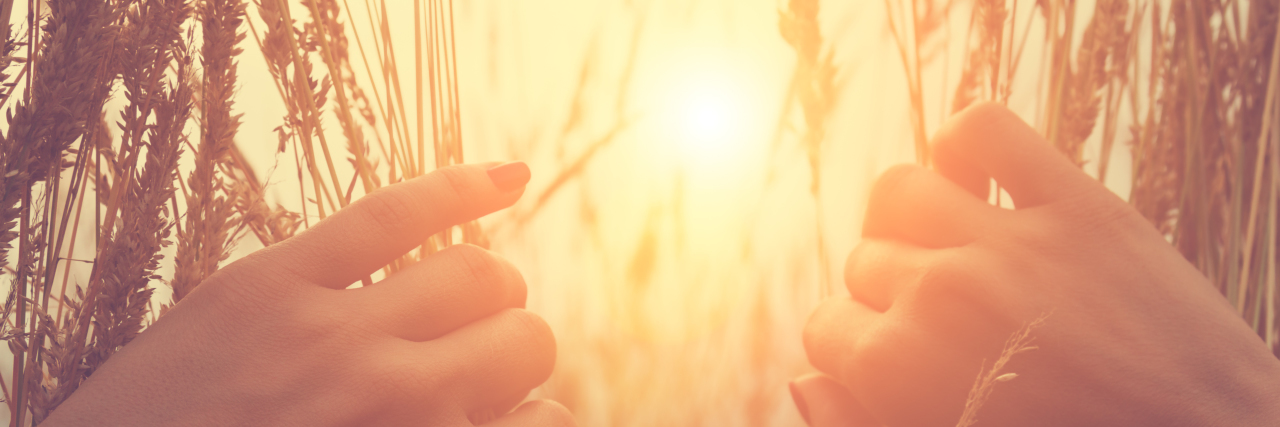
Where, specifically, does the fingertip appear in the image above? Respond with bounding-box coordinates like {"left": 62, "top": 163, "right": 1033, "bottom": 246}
{"left": 931, "top": 102, "right": 1009, "bottom": 201}
{"left": 501, "top": 309, "right": 559, "bottom": 388}
{"left": 482, "top": 400, "right": 576, "bottom": 427}
{"left": 790, "top": 379, "right": 813, "bottom": 426}
{"left": 932, "top": 137, "right": 992, "bottom": 200}
{"left": 443, "top": 243, "right": 529, "bottom": 310}
{"left": 930, "top": 101, "right": 1092, "bottom": 207}
{"left": 497, "top": 309, "right": 559, "bottom": 382}
{"left": 435, "top": 163, "right": 528, "bottom": 205}
{"left": 790, "top": 374, "right": 882, "bottom": 427}
{"left": 425, "top": 308, "right": 559, "bottom": 415}
{"left": 936, "top": 101, "right": 1022, "bottom": 147}
{"left": 843, "top": 239, "right": 929, "bottom": 312}
{"left": 515, "top": 400, "right": 575, "bottom": 425}
{"left": 486, "top": 161, "right": 532, "bottom": 193}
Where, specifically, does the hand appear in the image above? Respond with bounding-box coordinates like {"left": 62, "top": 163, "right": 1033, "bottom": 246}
{"left": 790, "top": 373, "right": 881, "bottom": 427}
{"left": 797, "top": 103, "right": 1280, "bottom": 427}
{"left": 44, "top": 163, "right": 575, "bottom": 426}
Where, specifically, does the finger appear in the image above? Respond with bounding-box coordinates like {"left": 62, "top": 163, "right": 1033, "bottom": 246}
{"left": 413, "top": 308, "right": 556, "bottom": 413}
{"left": 468, "top": 393, "right": 530, "bottom": 425}
{"left": 932, "top": 102, "right": 1096, "bottom": 207}
{"left": 790, "top": 373, "right": 882, "bottom": 427}
{"left": 353, "top": 244, "right": 526, "bottom": 341}
{"left": 803, "top": 297, "right": 881, "bottom": 378}
{"left": 481, "top": 400, "right": 576, "bottom": 427}
{"left": 844, "top": 239, "right": 937, "bottom": 312}
{"left": 262, "top": 162, "right": 530, "bottom": 289}
{"left": 863, "top": 164, "right": 1008, "bottom": 248}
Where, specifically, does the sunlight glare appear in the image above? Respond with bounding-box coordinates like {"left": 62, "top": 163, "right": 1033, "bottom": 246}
{"left": 673, "top": 71, "right": 750, "bottom": 168}
{"left": 683, "top": 82, "right": 738, "bottom": 144}
{"left": 616, "top": 42, "right": 780, "bottom": 343}
{"left": 637, "top": 45, "right": 772, "bottom": 186}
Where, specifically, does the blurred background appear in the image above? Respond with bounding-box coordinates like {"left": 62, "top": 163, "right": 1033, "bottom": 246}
{"left": 229, "top": 1, "right": 913, "bottom": 425}
{"left": 224, "top": 1, "right": 1125, "bottom": 425}
{"left": 227, "top": 0, "right": 1159, "bottom": 425}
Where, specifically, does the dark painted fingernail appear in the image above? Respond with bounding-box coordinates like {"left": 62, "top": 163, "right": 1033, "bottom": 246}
{"left": 789, "top": 380, "right": 812, "bottom": 426}
{"left": 487, "top": 162, "right": 530, "bottom": 192}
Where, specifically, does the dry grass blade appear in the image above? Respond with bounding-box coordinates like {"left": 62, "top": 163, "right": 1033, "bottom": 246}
{"left": 956, "top": 314, "right": 1048, "bottom": 427}
{"left": 780, "top": 0, "right": 839, "bottom": 294}
{"left": 883, "top": 0, "right": 932, "bottom": 165}
{"left": 952, "top": 0, "right": 1007, "bottom": 113}
{"left": 1236, "top": 2, "right": 1280, "bottom": 314}
{"left": 1043, "top": 0, "right": 1129, "bottom": 167}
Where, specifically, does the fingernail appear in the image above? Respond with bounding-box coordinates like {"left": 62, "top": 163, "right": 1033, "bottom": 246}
{"left": 487, "top": 162, "right": 531, "bottom": 192}
{"left": 789, "top": 380, "right": 812, "bottom": 426}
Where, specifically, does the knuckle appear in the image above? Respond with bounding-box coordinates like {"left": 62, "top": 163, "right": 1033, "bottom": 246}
{"left": 189, "top": 269, "right": 261, "bottom": 312}
{"left": 367, "top": 345, "right": 444, "bottom": 403}
{"left": 357, "top": 186, "right": 424, "bottom": 236}
{"left": 446, "top": 245, "right": 527, "bottom": 305}
{"left": 912, "top": 253, "right": 983, "bottom": 306}
{"left": 870, "top": 164, "right": 926, "bottom": 201}
{"left": 292, "top": 292, "right": 358, "bottom": 334}
{"left": 284, "top": 293, "right": 381, "bottom": 347}
{"left": 449, "top": 243, "right": 506, "bottom": 283}
{"left": 432, "top": 165, "right": 477, "bottom": 205}
{"left": 1055, "top": 192, "right": 1142, "bottom": 231}
{"left": 955, "top": 101, "right": 1014, "bottom": 134}
{"left": 191, "top": 259, "right": 297, "bottom": 318}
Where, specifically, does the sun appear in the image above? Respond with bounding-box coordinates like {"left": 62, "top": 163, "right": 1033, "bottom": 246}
{"left": 645, "top": 52, "right": 766, "bottom": 176}
{"left": 673, "top": 73, "right": 751, "bottom": 166}
{"left": 628, "top": 40, "right": 776, "bottom": 191}
{"left": 683, "top": 83, "right": 738, "bottom": 143}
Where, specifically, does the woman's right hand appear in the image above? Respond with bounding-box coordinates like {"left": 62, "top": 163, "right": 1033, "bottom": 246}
{"left": 794, "top": 103, "right": 1280, "bottom": 427}
{"left": 44, "top": 163, "right": 574, "bottom": 426}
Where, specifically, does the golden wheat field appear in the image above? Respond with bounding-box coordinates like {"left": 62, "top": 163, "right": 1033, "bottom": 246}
{"left": 0, "top": 0, "right": 1277, "bottom": 425}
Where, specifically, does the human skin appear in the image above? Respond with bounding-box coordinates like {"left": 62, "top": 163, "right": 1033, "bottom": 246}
{"left": 792, "top": 102, "right": 1280, "bottom": 427}
{"left": 43, "top": 163, "right": 575, "bottom": 427}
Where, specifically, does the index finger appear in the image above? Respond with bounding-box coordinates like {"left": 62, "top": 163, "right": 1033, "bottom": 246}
{"left": 931, "top": 102, "right": 1098, "bottom": 208}
{"left": 257, "top": 162, "right": 530, "bottom": 289}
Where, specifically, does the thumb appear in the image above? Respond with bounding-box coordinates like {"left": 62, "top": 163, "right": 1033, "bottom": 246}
{"left": 790, "top": 373, "right": 883, "bottom": 427}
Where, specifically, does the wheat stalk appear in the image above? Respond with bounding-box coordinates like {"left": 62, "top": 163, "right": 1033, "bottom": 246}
{"left": 780, "top": 0, "right": 838, "bottom": 295}
{"left": 169, "top": 0, "right": 248, "bottom": 304}
{"left": 956, "top": 315, "right": 1047, "bottom": 427}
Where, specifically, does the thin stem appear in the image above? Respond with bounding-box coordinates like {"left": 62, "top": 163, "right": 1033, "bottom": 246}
{"left": 1236, "top": 13, "right": 1280, "bottom": 310}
